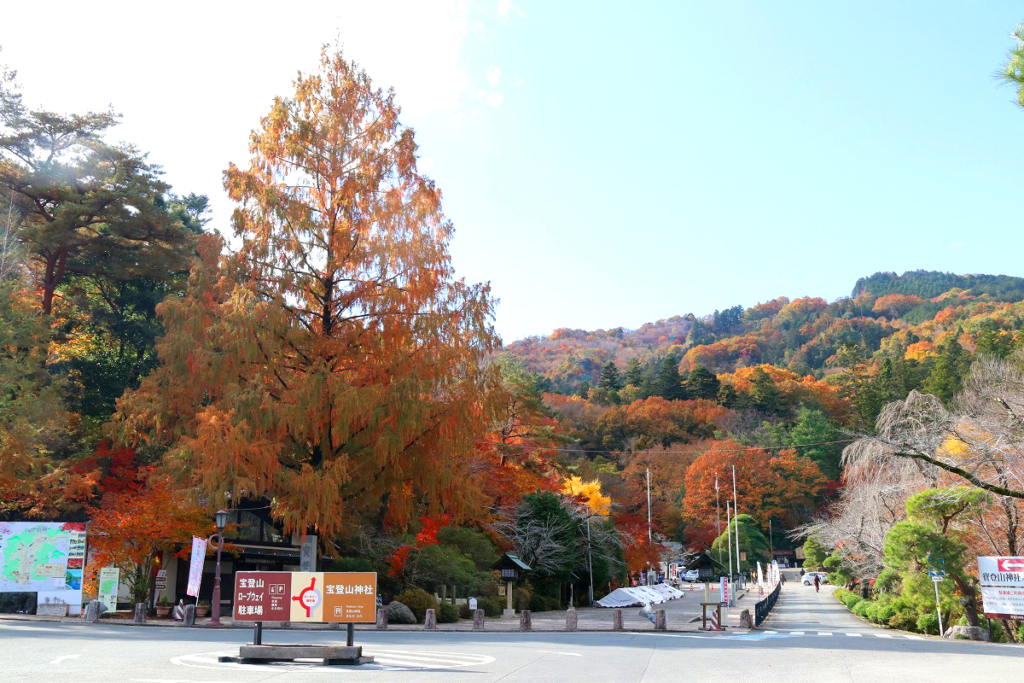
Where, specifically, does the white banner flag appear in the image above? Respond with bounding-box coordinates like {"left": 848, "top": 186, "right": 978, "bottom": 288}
{"left": 186, "top": 536, "right": 207, "bottom": 597}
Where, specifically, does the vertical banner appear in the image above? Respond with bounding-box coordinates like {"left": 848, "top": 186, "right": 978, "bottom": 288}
{"left": 720, "top": 576, "right": 730, "bottom": 606}
{"left": 757, "top": 562, "right": 765, "bottom": 591}
{"left": 98, "top": 566, "right": 120, "bottom": 611}
{"left": 186, "top": 536, "right": 207, "bottom": 598}
{"left": 772, "top": 560, "right": 780, "bottom": 585}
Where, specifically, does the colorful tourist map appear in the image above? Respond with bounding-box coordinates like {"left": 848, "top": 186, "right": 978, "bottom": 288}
{"left": 0, "top": 522, "right": 85, "bottom": 593}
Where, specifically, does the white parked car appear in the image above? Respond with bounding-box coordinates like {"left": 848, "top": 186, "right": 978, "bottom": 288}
{"left": 802, "top": 571, "right": 828, "bottom": 586}
{"left": 682, "top": 569, "right": 699, "bottom": 582}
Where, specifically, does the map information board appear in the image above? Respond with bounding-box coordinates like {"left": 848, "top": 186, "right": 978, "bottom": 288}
{"left": 0, "top": 522, "right": 85, "bottom": 593}
{"left": 233, "top": 571, "right": 377, "bottom": 623}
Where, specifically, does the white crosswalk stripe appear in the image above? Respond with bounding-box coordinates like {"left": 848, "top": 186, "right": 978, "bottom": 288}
{"left": 370, "top": 649, "right": 494, "bottom": 669}
{"left": 745, "top": 631, "right": 921, "bottom": 640}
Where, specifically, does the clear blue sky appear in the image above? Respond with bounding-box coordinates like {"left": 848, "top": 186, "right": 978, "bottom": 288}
{"left": 3, "top": 1, "right": 1023, "bottom": 342}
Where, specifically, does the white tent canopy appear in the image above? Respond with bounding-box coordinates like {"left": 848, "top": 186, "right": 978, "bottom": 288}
{"left": 595, "top": 584, "right": 685, "bottom": 608}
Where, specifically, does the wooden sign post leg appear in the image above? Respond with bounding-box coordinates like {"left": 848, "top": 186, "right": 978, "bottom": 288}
{"left": 347, "top": 623, "right": 354, "bottom": 647}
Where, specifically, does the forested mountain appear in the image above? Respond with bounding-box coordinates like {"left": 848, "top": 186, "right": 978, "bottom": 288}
{"left": 507, "top": 270, "right": 1024, "bottom": 409}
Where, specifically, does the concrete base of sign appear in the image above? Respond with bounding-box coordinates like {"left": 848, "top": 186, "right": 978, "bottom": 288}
{"left": 221, "top": 645, "right": 374, "bottom": 666}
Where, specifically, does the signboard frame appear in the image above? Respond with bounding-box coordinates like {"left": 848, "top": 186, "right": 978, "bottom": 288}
{"left": 978, "top": 556, "right": 1024, "bottom": 621}
{"left": 98, "top": 566, "right": 120, "bottom": 612}
{"left": 233, "top": 571, "right": 377, "bottom": 624}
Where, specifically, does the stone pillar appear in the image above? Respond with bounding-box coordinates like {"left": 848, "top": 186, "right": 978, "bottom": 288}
{"left": 739, "top": 609, "right": 752, "bottom": 629}
{"left": 84, "top": 600, "right": 100, "bottom": 623}
{"left": 133, "top": 603, "right": 147, "bottom": 624}
{"left": 425, "top": 608, "right": 437, "bottom": 630}
{"left": 376, "top": 608, "right": 388, "bottom": 630}
{"left": 566, "top": 608, "right": 578, "bottom": 631}
{"left": 519, "top": 610, "right": 532, "bottom": 631}
{"left": 473, "top": 609, "right": 485, "bottom": 630}
{"left": 183, "top": 604, "right": 196, "bottom": 626}
{"left": 654, "top": 609, "right": 666, "bottom": 631}
{"left": 612, "top": 609, "right": 624, "bottom": 631}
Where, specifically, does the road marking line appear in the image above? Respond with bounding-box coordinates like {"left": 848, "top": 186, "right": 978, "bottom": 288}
{"left": 788, "top": 631, "right": 804, "bottom": 635}
{"left": 763, "top": 630, "right": 777, "bottom": 634}
{"left": 817, "top": 632, "right": 833, "bottom": 636}
{"left": 537, "top": 650, "right": 582, "bottom": 656}
{"left": 902, "top": 635, "right": 924, "bottom": 640}
{"left": 874, "top": 634, "right": 894, "bottom": 638}
{"left": 846, "top": 633, "right": 863, "bottom": 637}
{"left": 49, "top": 654, "right": 81, "bottom": 665}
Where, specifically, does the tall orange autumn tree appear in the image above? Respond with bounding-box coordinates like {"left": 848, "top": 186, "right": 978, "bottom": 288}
{"left": 682, "top": 440, "right": 827, "bottom": 531}
{"left": 113, "top": 46, "right": 499, "bottom": 540}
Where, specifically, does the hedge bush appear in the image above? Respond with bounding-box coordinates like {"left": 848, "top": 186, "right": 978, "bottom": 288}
{"left": 888, "top": 610, "right": 918, "bottom": 632}
{"left": 529, "top": 594, "right": 560, "bottom": 613}
{"left": 395, "top": 588, "right": 438, "bottom": 624}
{"left": 852, "top": 600, "right": 872, "bottom": 619}
{"left": 438, "top": 603, "right": 460, "bottom": 623}
{"left": 458, "top": 603, "right": 473, "bottom": 619}
{"left": 916, "top": 612, "right": 940, "bottom": 635}
{"left": 477, "top": 597, "right": 503, "bottom": 617}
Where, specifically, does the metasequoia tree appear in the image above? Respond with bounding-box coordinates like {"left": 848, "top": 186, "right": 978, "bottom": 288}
{"left": 114, "top": 47, "right": 498, "bottom": 539}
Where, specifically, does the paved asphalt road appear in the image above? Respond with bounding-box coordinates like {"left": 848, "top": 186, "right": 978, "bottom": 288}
{"left": 2, "top": 578, "right": 1023, "bottom": 682}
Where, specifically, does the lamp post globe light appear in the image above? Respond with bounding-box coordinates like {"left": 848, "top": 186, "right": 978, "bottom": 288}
{"left": 211, "top": 509, "right": 229, "bottom": 625}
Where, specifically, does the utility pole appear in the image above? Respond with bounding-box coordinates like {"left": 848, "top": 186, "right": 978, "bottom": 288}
{"left": 646, "top": 467, "right": 652, "bottom": 543}
{"left": 586, "top": 513, "right": 594, "bottom": 606}
{"left": 715, "top": 474, "right": 722, "bottom": 566}
{"left": 726, "top": 501, "right": 733, "bottom": 589}
{"left": 768, "top": 518, "right": 773, "bottom": 560}
{"left": 732, "top": 465, "right": 741, "bottom": 588}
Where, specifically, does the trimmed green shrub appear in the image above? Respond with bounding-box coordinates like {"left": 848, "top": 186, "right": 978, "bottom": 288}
{"left": 438, "top": 603, "right": 460, "bottom": 623}
{"left": 477, "top": 597, "right": 502, "bottom": 617}
{"left": 916, "top": 612, "right": 940, "bottom": 635}
{"left": 395, "top": 588, "right": 438, "bottom": 624}
{"left": 458, "top": 603, "right": 472, "bottom": 619}
{"left": 888, "top": 610, "right": 918, "bottom": 632}
{"left": 852, "top": 600, "right": 872, "bottom": 618}
{"left": 529, "top": 594, "right": 560, "bottom": 613}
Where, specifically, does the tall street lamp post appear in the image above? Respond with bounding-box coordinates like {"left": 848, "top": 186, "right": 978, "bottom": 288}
{"left": 210, "top": 509, "right": 229, "bottom": 626}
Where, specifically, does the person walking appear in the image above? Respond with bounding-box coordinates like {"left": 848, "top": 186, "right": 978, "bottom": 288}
{"left": 813, "top": 573, "right": 820, "bottom": 593}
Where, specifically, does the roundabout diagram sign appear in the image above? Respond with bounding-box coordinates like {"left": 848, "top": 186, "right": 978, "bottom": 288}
{"left": 234, "top": 571, "right": 376, "bottom": 623}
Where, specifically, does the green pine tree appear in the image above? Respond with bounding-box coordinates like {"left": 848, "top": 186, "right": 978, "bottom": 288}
{"left": 624, "top": 358, "right": 644, "bottom": 387}
{"left": 598, "top": 360, "right": 623, "bottom": 391}
{"left": 655, "top": 354, "right": 687, "bottom": 401}
{"left": 686, "top": 365, "right": 720, "bottom": 400}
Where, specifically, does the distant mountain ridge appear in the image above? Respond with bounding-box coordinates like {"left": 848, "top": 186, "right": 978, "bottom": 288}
{"left": 506, "top": 270, "right": 1024, "bottom": 394}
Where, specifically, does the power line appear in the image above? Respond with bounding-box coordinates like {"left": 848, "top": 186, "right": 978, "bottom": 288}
{"left": 486, "top": 437, "right": 858, "bottom": 456}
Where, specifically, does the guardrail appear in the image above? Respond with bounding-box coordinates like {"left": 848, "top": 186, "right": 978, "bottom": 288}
{"left": 754, "top": 582, "right": 781, "bottom": 627}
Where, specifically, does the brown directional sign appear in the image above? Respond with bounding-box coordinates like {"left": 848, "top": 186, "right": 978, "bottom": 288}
{"left": 233, "top": 571, "right": 377, "bottom": 623}
{"left": 234, "top": 571, "right": 291, "bottom": 621}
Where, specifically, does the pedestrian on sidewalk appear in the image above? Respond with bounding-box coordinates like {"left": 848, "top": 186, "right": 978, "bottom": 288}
{"left": 813, "top": 574, "right": 820, "bottom": 592}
